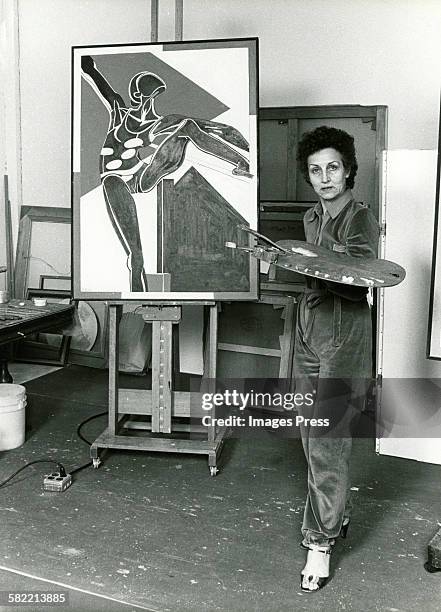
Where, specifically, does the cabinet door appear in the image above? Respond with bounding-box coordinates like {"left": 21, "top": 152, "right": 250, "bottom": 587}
{"left": 259, "top": 106, "right": 387, "bottom": 386}
{"left": 260, "top": 120, "right": 291, "bottom": 201}
{"left": 259, "top": 106, "right": 387, "bottom": 221}
{"left": 295, "top": 117, "right": 378, "bottom": 214}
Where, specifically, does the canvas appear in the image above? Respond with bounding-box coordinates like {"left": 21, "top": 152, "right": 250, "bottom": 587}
{"left": 71, "top": 38, "right": 258, "bottom": 300}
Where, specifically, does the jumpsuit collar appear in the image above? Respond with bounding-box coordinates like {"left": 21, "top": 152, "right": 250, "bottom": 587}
{"left": 312, "top": 188, "right": 353, "bottom": 220}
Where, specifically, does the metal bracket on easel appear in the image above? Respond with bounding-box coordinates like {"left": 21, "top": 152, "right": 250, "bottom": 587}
{"left": 140, "top": 306, "right": 181, "bottom": 322}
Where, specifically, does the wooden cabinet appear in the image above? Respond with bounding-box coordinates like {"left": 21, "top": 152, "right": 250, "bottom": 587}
{"left": 218, "top": 105, "right": 387, "bottom": 379}
{"left": 259, "top": 105, "right": 387, "bottom": 219}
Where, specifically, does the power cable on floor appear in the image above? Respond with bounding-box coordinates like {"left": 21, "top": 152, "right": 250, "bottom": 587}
{"left": 0, "top": 460, "right": 66, "bottom": 489}
{"left": 0, "top": 411, "right": 108, "bottom": 488}
{"left": 69, "top": 411, "right": 108, "bottom": 475}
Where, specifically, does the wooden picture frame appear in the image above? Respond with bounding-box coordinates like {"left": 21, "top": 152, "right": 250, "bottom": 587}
{"left": 39, "top": 274, "right": 71, "bottom": 291}
{"left": 14, "top": 287, "right": 72, "bottom": 366}
{"left": 72, "top": 38, "right": 259, "bottom": 301}
{"left": 14, "top": 206, "right": 72, "bottom": 299}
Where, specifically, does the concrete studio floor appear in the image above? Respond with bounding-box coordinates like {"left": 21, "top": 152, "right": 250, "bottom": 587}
{"left": 1, "top": 364, "right": 441, "bottom": 611}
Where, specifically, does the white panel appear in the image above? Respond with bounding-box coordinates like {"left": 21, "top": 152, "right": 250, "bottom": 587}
{"left": 377, "top": 437, "right": 441, "bottom": 465}
{"left": 17, "top": 0, "right": 441, "bottom": 215}
{"left": 428, "top": 138, "right": 441, "bottom": 358}
{"left": 378, "top": 150, "right": 441, "bottom": 464}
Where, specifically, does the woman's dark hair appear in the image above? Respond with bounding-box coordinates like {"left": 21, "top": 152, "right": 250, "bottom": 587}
{"left": 296, "top": 125, "right": 358, "bottom": 189}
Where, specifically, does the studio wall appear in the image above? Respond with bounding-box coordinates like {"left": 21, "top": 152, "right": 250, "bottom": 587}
{"left": 184, "top": 0, "right": 441, "bottom": 151}
{"left": 18, "top": 0, "right": 151, "bottom": 209}
{"left": 3, "top": 0, "right": 441, "bottom": 408}
{"left": 15, "top": 0, "right": 441, "bottom": 213}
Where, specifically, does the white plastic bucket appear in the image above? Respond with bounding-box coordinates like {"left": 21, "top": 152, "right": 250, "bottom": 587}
{"left": 0, "top": 384, "right": 27, "bottom": 451}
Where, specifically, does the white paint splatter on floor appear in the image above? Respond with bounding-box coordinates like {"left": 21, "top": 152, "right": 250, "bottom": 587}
{"left": 57, "top": 547, "right": 84, "bottom": 557}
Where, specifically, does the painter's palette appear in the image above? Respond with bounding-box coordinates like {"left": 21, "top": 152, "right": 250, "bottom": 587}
{"left": 239, "top": 226, "right": 406, "bottom": 288}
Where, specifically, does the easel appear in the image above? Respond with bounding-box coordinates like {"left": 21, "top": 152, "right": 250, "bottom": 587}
{"left": 89, "top": 0, "right": 226, "bottom": 475}
{"left": 90, "top": 301, "right": 226, "bottom": 475}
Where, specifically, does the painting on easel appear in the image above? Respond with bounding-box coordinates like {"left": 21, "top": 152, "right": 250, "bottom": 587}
{"left": 72, "top": 38, "right": 258, "bottom": 300}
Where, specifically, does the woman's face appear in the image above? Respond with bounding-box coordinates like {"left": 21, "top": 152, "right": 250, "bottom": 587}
{"left": 307, "top": 148, "right": 350, "bottom": 201}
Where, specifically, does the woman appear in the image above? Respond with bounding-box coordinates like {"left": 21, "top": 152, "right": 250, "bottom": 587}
{"left": 294, "top": 126, "right": 379, "bottom": 591}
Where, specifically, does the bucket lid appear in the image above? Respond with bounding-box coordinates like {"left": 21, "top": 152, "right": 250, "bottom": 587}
{"left": 0, "top": 384, "right": 26, "bottom": 405}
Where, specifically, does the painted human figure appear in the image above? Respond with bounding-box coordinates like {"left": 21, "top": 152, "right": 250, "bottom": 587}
{"left": 81, "top": 56, "right": 252, "bottom": 291}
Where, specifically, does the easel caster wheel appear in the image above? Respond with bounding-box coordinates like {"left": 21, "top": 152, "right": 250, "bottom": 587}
{"left": 209, "top": 466, "right": 219, "bottom": 477}
{"left": 92, "top": 458, "right": 101, "bottom": 469}
{"left": 424, "top": 561, "right": 441, "bottom": 573}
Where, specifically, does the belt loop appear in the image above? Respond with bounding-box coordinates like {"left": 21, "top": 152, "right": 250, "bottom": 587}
{"left": 333, "top": 295, "right": 341, "bottom": 346}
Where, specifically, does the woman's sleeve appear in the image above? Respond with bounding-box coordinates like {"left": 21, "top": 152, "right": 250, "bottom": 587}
{"left": 345, "top": 207, "right": 380, "bottom": 259}
{"left": 324, "top": 207, "right": 380, "bottom": 301}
